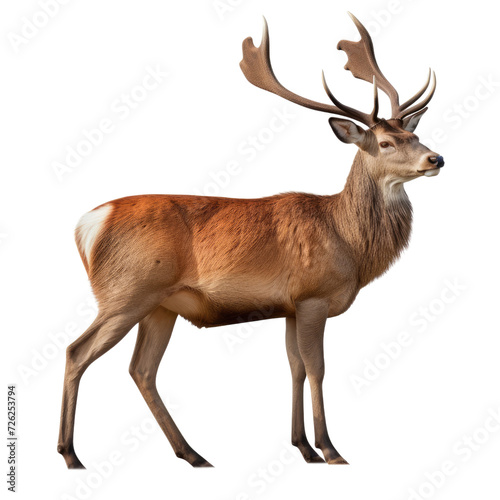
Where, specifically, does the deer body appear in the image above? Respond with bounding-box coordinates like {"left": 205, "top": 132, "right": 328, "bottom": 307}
{"left": 58, "top": 13, "right": 443, "bottom": 469}
{"left": 83, "top": 194, "right": 358, "bottom": 327}
{"left": 79, "top": 150, "right": 411, "bottom": 328}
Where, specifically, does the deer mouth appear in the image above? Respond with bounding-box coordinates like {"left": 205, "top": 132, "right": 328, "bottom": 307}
{"left": 418, "top": 155, "right": 444, "bottom": 176}
{"left": 418, "top": 168, "right": 441, "bottom": 177}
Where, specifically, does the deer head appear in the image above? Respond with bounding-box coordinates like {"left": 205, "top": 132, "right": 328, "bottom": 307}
{"left": 240, "top": 13, "right": 444, "bottom": 184}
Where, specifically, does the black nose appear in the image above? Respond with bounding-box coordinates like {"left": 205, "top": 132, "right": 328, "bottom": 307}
{"left": 428, "top": 155, "right": 445, "bottom": 168}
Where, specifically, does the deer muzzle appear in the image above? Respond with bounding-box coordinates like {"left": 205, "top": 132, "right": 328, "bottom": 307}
{"left": 428, "top": 155, "right": 445, "bottom": 168}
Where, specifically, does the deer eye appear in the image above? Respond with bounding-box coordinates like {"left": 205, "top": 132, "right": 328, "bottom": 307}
{"left": 379, "top": 141, "right": 392, "bottom": 149}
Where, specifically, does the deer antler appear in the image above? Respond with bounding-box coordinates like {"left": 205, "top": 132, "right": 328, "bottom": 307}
{"left": 337, "top": 12, "right": 400, "bottom": 117}
{"left": 397, "top": 70, "right": 436, "bottom": 119}
{"left": 240, "top": 14, "right": 435, "bottom": 127}
{"left": 321, "top": 72, "right": 379, "bottom": 126}
{"left": 338, "top": 12, "right": 436, "bottom": 121}
{"left": 240, "top": 17, "right": 379, "bottom": 127}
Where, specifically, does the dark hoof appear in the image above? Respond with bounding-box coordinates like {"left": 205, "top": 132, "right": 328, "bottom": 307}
{"left": 327, "top": 456, "right": 349, "bottom": 465}
{"left": 68, "top": 461, "right": 86, "bottom": 470}
{"left": 191, "top": 457, "right": 213, "bottom": 468}
{"left": 64, "top": 455, "right": 86, "bottom": 469}
{"left": 294, "top": 440, "right": 326, "bottom": 464}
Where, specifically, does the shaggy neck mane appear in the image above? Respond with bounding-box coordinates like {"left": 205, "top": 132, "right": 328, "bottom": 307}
{"left": 331, "top": 153, "right": 413, "bottom": 287}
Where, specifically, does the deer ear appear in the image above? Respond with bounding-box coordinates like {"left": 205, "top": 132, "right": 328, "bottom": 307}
{"left": 402, "top": 107, "right": 428, "bottom": 132}
{"left": 329, "top": 118, "right": 374, "bottom": 151}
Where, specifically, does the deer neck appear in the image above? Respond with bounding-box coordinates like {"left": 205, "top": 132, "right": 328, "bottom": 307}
{"left": 333, "top": 152, "right": 413, "bottom": 287}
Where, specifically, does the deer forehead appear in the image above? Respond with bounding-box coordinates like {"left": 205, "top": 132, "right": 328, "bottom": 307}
{"left": 371, "top": 123, "right": 418, "bottom": 145}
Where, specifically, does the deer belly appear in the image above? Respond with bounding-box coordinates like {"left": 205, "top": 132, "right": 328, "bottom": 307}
{"left": 161, "top": 287, "right": 290, "bottom": 328}
{"left": 161, "top": 291, "right": 205, "bottom": 320}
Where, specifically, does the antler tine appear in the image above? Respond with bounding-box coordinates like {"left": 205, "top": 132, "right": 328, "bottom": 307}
{"left": 338, "top": 12, "right": 400, "bottom": 118}
{"left": 321, "top": 70, "right": 375, "bottom": 127}
{"left": 371, "top": 76, "right": 379, "bottom": 124}
{"left": 240, "top": 17, "right": 352, "bottom": 118}
{"left": 398, "top": 69, "right": 431, "bottom": 113}
{"left": 397, "top": 71, "right": 436, "bottom": 119}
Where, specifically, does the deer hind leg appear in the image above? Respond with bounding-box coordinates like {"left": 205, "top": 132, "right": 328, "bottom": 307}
{"left": 57, "top": 305, "right": 150, "bottom": 469}
{"left": 129, "top": 306, "right": 212, "bottom": 467}
{"left": 295, "top": 299, "right": 348, "bottom": 465}
{"left": 285, "top": 317, "right": 325, "bottom": 463}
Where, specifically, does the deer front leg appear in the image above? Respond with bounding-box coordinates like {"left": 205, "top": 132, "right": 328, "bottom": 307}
{"left": 295, "top": 299, "right": 348, "bottom": 465}
{"left": 285, "top": 317, "right": 325, "bottom": 463}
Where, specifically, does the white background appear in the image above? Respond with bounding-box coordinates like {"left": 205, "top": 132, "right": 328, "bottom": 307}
{"left": 2, "top": 0, "right": 500, "bottom": 499}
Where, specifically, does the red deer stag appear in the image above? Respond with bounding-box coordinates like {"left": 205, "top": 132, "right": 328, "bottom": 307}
{"left": 58, "top": 13, "right": 444, "bottom": 468}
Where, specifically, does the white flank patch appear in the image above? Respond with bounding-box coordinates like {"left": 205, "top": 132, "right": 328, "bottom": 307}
{"left": 76, "top": 204, "right": 112, "bottom": 262}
